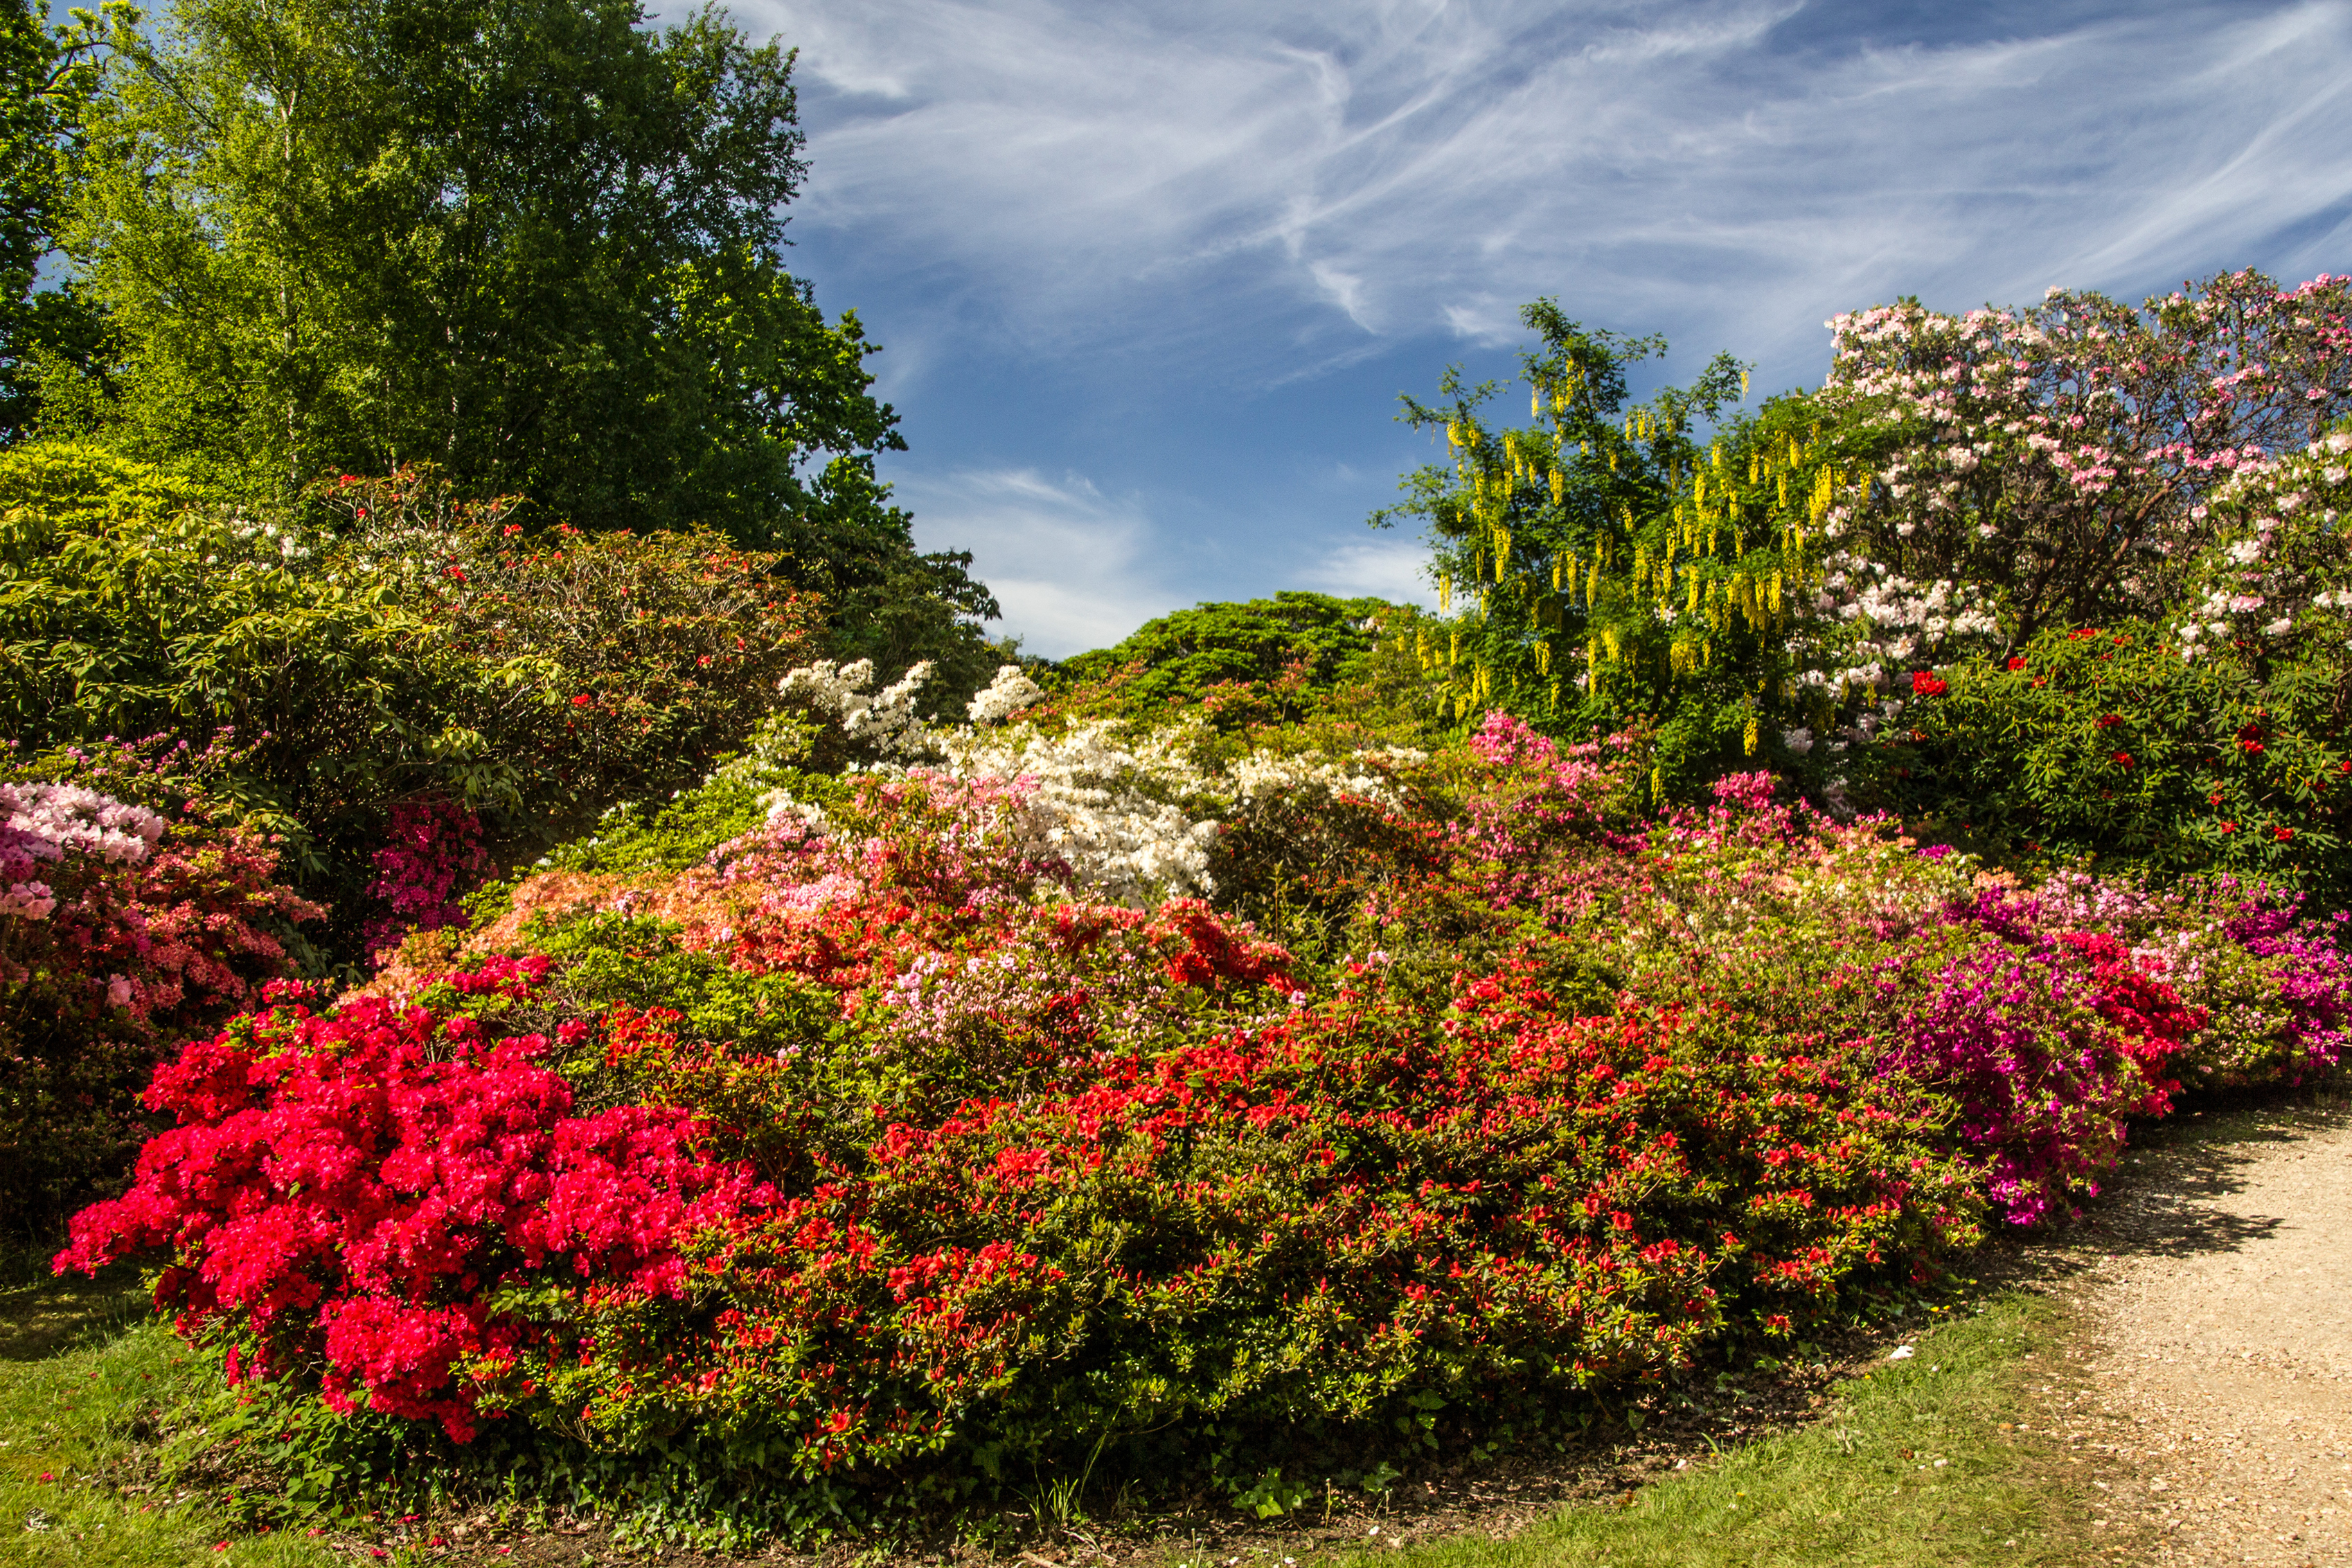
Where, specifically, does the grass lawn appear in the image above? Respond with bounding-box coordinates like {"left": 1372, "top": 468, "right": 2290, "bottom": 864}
{"left": 1313, "top": 1291, "right": 2132, "bottom": 1568}
{"left": 0, "top": 1252, "right": 341, "bottom": 1568}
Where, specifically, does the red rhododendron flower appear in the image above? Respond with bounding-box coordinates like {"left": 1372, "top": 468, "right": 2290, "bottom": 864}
{"left": 1911, "top": 671, "right": 1947, "bottom": 697}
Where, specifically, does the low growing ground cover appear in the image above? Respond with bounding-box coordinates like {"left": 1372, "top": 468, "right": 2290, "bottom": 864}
{"left": 44, "top": 676, "right": 2352, "bottom": 1547}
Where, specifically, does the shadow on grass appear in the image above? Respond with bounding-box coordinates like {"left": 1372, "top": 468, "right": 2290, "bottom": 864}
{"left": 0, "top": 1231, "right": 152, "bottom": 1362}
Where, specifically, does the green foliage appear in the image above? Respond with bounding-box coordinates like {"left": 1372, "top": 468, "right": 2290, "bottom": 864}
{"left": 0, "top": 441, "right": 470, "bottom": 866}
{"left": 1876, "top": 624, "right": 2351, "bottom": 904}
{"left": 1044, "top": 593, "right": 1445, "bottom": 760}
{"left": 0, "top": 442, "right": 823, "bottom": 942}
{"left": 1055, "top": 591, "right": 1398, "bottom": 719}
{"left": 0, "top": 0, "right": 108, "bottom": 438}
{"left": 55, "top": 0, "right": 995, "bottom": 678}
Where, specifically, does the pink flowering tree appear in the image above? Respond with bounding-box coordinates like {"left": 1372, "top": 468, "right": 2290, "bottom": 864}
{"left": 2171, "top": 422, "right": 2352, "bottom": 661}
{"left": 1818, "top": 269, "right": 2352, "bottom": 644}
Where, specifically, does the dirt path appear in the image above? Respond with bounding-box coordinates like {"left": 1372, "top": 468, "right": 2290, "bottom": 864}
{"left": 2041, "top": 1101, "right": 2352, "bottom": 1567}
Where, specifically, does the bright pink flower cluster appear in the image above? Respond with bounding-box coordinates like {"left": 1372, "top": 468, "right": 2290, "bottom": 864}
{"left": 364, "top": 795, "right": 493, "bottom": 959}
{"left": 57, "top": 956, "right": 770, "bottom": 1441}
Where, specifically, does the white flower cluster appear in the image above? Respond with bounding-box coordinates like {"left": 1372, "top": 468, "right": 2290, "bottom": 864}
{"left": 2179, "top": 427, "right": 2352, "bottom": 657}
{"left": 758, "top": 787, "right": 830, "bottom": 832}
{"left": 758, "top": 659, "right": 1432, "bottom": 909}
{"left": 777, "top": 659, "right": 938, "bottom": 756}
{"left": 943, "top": 721, "right": 1220, "bottom": 905}
{"left": 1795, "top": 551, "right": 1999, "bottom": 691}
{"left": 966, "top": 663, "right": 1045, "bottom": 725}
{"left": 1222, "top": 748, "right": 1419, "bottom": 812}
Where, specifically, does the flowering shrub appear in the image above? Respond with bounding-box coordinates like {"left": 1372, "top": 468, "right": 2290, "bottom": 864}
{"left": 3, "top": 740, "right": 319, "bottom": 1228}
{"left": 57, "top": 958, "right": 765, "bottom": 1442}
{"left": 1869, "top": 902, "right": 2197, "bottom": 1226}
{"left": 362, "top": 795, "right": 493, "bottom": 959}
{"left": 2176, "top": 422, "right": 2352, "bottom": 660}
{"left": 54, "top": 695, "right": 2349, "bottom": 1535}
{"left": 65, "top": 911, "right": 1975, "bottom": 1508}
{"left": 1371, "top": 271, "right": 2352, "bottom": 821}
{"left": 1880, "top": 621, "right": 2348, "bottom": 907}
{"left": 2, "top": 447, "right": 822, "bottom": 954}
{"left": 1816, "top": 271, "right": 2352, "bottom": 641}
{"left": 318, "top": 468, "right": 826, "bottom": 855}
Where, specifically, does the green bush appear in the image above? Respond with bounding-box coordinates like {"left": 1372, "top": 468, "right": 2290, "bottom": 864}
{"left": 1874, "top": 623, "right": 2349, "bottom": 905}
{"left": 1050, "top": 591, "right": 1434, "bottom": 734}
{"left": 0, "top": 445, "right": 823, "bottom": 948}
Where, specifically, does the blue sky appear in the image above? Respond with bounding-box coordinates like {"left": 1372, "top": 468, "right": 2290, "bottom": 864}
{"left": 704, "top": 0, "right": 2352, "bottom": 657}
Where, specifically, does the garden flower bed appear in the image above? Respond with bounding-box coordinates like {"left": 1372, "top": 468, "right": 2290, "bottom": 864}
{"left": 52, "top": 690, "right": 2351, "bottom": 1540}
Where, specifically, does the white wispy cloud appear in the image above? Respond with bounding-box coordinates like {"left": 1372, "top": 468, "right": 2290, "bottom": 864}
{"left": 743, "top": 0, "right": 2352, "bottom": 376}
{"left": 703, "top": 0, "right": 2352, "bottom": 653}
{"left": 1299, "top": 539, "right": 1439, "bottom": 607}
{"left": 897, "top": 467, "right": 1175, "bottom": 657}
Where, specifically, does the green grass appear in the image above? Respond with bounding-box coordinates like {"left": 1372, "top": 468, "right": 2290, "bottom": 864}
{"left": 1326, "top": 1292, "right": 2126, "bottom": 1568}
{"left": 0, "top": 1269, "right": 2129, "bottom": 1567}
{"left": 0, "top": 1256, "right": 341, "bottom": 1568}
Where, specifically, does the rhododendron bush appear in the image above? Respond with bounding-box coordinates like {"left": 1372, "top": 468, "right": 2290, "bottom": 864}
{"left": 1373, "top": 272, "right": 2352, "bottom": 842}
{"left": 57, "top": 695, "right": 2350, "bottom": 1532}
{"left": 1881, "top": 620, "right": 2350, "bottom": 907}
{"left": 0, "top": 446, "right": 822, "bottom": 950}
{"left": 3, "top": 740, "right": 319, "bottom": 1228}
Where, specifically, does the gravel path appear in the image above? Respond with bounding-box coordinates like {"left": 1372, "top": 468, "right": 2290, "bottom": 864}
{"left": 2051, "top": 1104, "right": 2352, "bottom": 1567}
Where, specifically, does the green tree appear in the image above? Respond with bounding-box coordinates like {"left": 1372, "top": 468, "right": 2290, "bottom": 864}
{"left": 0, "top": 0, "right": 108, "bottom": 438}
{"left": 1373, "top": 303, "right": 1806, "bottom": 780}
{"left": 60, "top": 0, "right": 994, "bottom": 667}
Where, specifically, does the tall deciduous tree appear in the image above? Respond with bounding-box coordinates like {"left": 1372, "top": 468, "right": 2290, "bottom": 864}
{"left": 0, "top": 0, "right": 107, "bottom": 438}
{"left": 60, "top": 0, "right": 995, "bottom": 670}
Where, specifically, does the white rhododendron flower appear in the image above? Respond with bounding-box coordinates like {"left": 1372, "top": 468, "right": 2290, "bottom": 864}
{"left": 967, "top": 664, "right": 1044, "bottom": 725}
{"left": 778, "top": 658, "right": 938, "bottom": 756}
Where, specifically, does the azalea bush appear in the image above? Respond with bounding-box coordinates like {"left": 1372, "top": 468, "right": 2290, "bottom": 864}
{"left": 62, "top": 736, "right": 1979, "bottom": 1531}
{"left": 2, "top": 738, "right": 319, "bottom": 1231}
{"left": 57, "top": 675, "right": 2352, "bottom": 1538}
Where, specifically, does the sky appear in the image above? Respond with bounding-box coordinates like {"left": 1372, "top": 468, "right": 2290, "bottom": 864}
{"left": 698, "top": 0, "right": 2352, "bottom": 658}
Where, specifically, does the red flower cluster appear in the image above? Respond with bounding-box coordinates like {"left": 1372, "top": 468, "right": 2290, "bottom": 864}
{"left": 57, "top": 956, "right": 767, "bottom": 1441}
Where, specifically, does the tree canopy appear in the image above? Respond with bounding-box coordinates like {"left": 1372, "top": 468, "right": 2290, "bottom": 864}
{"left": 44, "top": 0, "right": 993, "bottom": 668}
